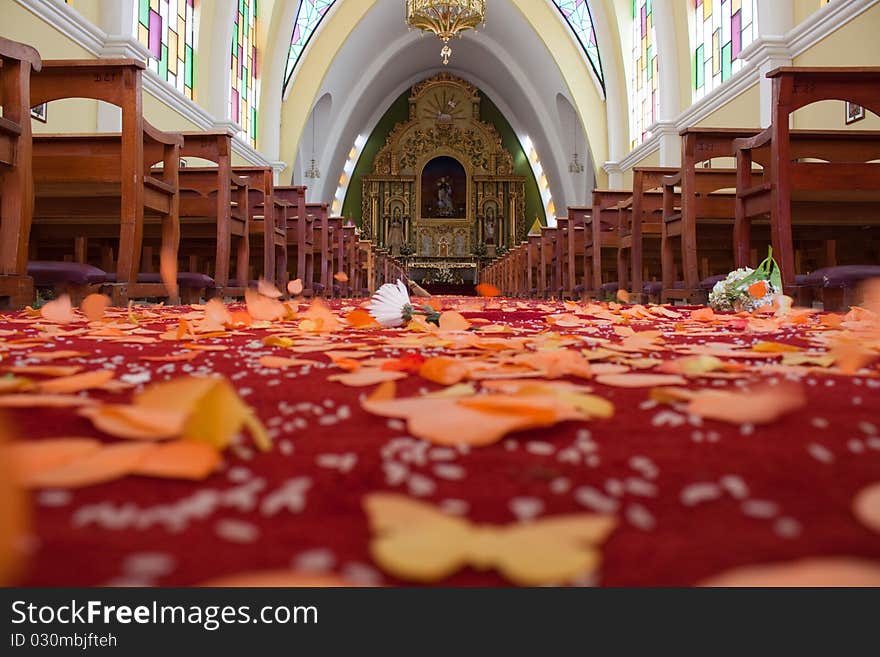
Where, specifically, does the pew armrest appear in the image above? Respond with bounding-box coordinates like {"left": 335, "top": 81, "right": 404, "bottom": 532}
{"left": 0, "top": 36, "right": 41, "bottom": 70}
{"left": 733, "top": 127, "right": 772, "bottom": 153}
{"left": 144, "top": 121, "right": 184, "bottom": 148}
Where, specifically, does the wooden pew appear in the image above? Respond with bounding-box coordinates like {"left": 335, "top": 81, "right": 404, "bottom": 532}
{"left": 172, "top": 131, "right": 248, "bottom": 298}
{"left": 582, "top": 192, "right": 628, "bottom": 299}
{"left": 232, "top": 166, "right": 287, "bottom": 287}
{"left": 525, "top": 232, "right": 542, "bottom": 297}
{"left": 616, "top": 167, "right": 679, "bottom": 301}
{"left": 539, "top": 225, "right": 557, "bottom": 297}
{"left": 273, "top": 185, "right": 309, "bottom": 289}
{"left": 560, "top": 212, "right": 586, "bottom": 299}
{"left": 660, "top": 128, "right": 762, "bottom": 303}
{"left": 733, "top": 67, "right": 880, "bottom": 293}
{"left": 0, "top": 36, "right": 41, "bottom": 308}
{"left": 306, "top": 202, "right": 330, "bottom": 296}
{"left": 29, "top": 59, "right": 181, "bottom": 304}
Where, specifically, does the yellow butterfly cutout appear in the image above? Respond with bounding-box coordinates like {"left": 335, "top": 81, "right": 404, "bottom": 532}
{"left": 363, "top": 493, "right": 617, "bottom": 586}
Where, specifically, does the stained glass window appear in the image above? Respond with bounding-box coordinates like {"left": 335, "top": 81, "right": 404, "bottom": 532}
{"left": 551, "top": 1, "right": 605, "bottom": 92}
{"left": 631, "top": 0, "right": 659, "bottom": 149}
{"left": 231, "top": 0, "right": 259, "bottom": 147}
{"left": 283, "top": 1, "right": 336, "bottom": 93}
{"left": 136, "top": 0, "right": 197, "bottom": 100}
{"left": 692, "top": 0, "right": 757, "bottom": 100}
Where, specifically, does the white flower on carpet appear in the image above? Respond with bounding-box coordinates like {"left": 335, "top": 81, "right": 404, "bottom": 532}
{"left": 368, "top": 280, "right": 414, "bottom": 328}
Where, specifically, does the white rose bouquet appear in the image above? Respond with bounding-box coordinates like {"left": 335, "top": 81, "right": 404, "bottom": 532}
{"left": 708, "top": 248, "right": 783, "bottom": 312}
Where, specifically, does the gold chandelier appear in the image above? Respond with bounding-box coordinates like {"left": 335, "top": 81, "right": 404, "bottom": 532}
{"left": 406, "top": 0, "right": 486, "bottom": 65}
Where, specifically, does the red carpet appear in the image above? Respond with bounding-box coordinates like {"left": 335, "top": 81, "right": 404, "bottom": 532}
{"left": 1, "top": 298, "right": 879, "bottom": 586}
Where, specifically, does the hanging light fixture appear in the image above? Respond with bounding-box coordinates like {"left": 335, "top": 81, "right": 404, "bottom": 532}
{"left": 305, "top": 110, "right": 321, "bottom": 179}
{"left": 406, "top": 1, "right": 486, "bottom": 65}
{"left": 568, "top": 112, "right": 584, "bottom": 174}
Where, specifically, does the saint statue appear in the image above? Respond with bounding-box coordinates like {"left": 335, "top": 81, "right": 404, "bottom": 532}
{"left": 454, "top": 232, "right": 466, "bottom": 257}
{"left": 437, "top": 177, "right": 454, "bottom": 216}
{"left": 421, "top": 232, "right": 433, "bottom": 256}
{"left": 388, "top": 208, "right": 404, "bottom": 256}
{"left": 484, "top": 206, "right": 497, "bottom": 245}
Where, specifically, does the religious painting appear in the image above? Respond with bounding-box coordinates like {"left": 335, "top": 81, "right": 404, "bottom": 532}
{"left": 421, "top": 156, "right": 466, "bottom": 219}
{"left": 845, "top": 101, "right": 865, "bottom": 125}
{"left": 30, "top": 103, "right": 47, "bottom": 123}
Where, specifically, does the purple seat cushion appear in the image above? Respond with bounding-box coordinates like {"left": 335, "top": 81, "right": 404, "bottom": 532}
{"left": 643, "top": 280, "right": 684, "bottom": 295}
{"left": 572, "top": 284, "right": 585, "bottom": 295}
{"left": 27, "top": 261, "right": 107, "bottom": 287}
{"left": 699, "top": 274, "right": 727, "bottom": 291}
{"left": 599, "top": 281, "right": 619, "bottom": 294}
{"left": 805, "top": 265, "right": 880, "bottom": 288}
{"left": 105, "top": 272, "right": 215, "bottom": 288}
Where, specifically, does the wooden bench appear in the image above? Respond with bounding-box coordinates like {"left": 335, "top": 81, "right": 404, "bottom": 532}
{"left": 29, "top": 59, "right": 182, "bottom": 305}
{"left": 733, "top": 67, "right": 880, "bottom": 293}
{"left": 616, "top": 168, "right": 679, "bottom": 301}
{"left": 273, "top": 185, "right": 309, "bottom": 289}
{"left": 174, "top": 131, "right": 249, "bottom": 298}
{"left": 582, "top": 193, "right": 628, "bottom": 299}
{"left": 0, "top": 37, "right": 41, "bottom": 308}
{"left": 660, "top": 128, "right": 763, "bottom": 303}
{"left": 232, "top": 166, "right": 288, "bottom": 287}
{"left": 305, "top": 202, "right": 330, "bottom": 296}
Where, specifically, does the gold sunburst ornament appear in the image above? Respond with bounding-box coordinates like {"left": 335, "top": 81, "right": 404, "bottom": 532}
{"left": 406, "top": 0, "right": 486, "bottom": 65}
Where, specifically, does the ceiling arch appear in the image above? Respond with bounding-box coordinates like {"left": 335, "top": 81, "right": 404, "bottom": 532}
{"left": 277, "top": 0, "right": 612, "bottom": 219}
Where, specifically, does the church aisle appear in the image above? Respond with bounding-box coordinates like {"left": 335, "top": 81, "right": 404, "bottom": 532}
{"left": 1, "top": 291, "right": 879, "bottom": 587}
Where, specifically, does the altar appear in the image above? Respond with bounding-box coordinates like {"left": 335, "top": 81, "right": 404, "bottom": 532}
{"left": 406, "top": 257, "right": 478, "bottom": 286}
{"left": 359, "top": 73, "right": 526, "bottom": 264}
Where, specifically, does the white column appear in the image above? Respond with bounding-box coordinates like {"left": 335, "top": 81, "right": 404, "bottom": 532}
{"left": 602, "top": 161, "right": 624, "bottom": 189}
{"left": 257, "top": 0, "right": 303, "bottom": 162}
{"left": 652, "top": 0, "right": 682, "bottom": 166}
{"left": 197, "top": 0, "right": 238, "bottom": 129}
{"left": 742, "top": 0, "right": 794, "bottom": 127}
{"left": 96, "top": 0, "right": 150, "bottom": 132}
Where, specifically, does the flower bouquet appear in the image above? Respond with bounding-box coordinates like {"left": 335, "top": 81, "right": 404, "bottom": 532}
{"left": 708, "top": 248, "right": 783, "bottom": 312}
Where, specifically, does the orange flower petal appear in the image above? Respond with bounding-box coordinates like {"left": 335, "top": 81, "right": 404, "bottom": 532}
{"left": 131, "top": 440, "right": 221, "bottom": 480}
{"left": 748, "top": 280, "right": 768, "bottom": 298}
{"left": 700, "top": 558, "right": 880, "bottom": 587}
{"left": 690, "top": 307, "right": 716, "bottom": 322}
{"left": 22, "top": 443, "right": 155, "bottom": 489}
{"left": 160, "top": 244, "right": 179, "bottom": 301}
{"left": 79, "top": 404, "right": 188, "bottom": 440}
{"left": 853, "top": 482, "right": 880, "bottom": 534}
{"left": 346, "top": 308, "right": 380, "bottom": 328}
{"left": 328, "top": 368, "right": 408, "bottom": 387}
{"left": 0, "top": 394, "right": 97, "bottom": 408}
{"left": 245, "top": 288, "right": 286, "bottom": 321}
{"left": 81, "top": 293, "right": 111, "bottom": 322}
{"left": 438, "top": 311, "right": 471, "bottom": 331}
{"left": 257, "top": 278, "right": 283, "bottom": 299}
{"left": 419, "top": 357, "right": 468, "bottom": 386}
{"left": 40, "top": 295, "right": 75, "bottom": 323}
{"left": 475, "top": 283, "right": 500, "bottom": 298}
{"left": 36, "top": 369, "right": 115, "bottom": 394}
{"left": 595, "top": 373, "right": 687, "bottom": 388}
{"left": 287, "top": 278, "right": 304, "bottom": 296}
{"left": 4, "top": 365, "right": 83, "bottom": 377}
{"left": 3, "top": 438, "right": 102, "bottom": 485}
{"left": 28, "top": 350, "right": 90, "bottom": 361}
{"left": 258, "top": 355, "right": 313, "bottom": 369}
{"left": 334, "top": 271, "right": 349, "bottom": 282}
{"left": 686, "top": 383, "right": 805, "bottom": 425}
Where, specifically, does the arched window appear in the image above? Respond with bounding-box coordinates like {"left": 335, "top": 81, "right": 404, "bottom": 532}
{"left": 551, "top": 1, "right": 605, "bottom": 92}
{"left": 283, "top": 1, "right": 337, "bottom": 93}
{"left": 231, "top": 0, "right": 259, "bottom": 146}
{"left": 136, "top": 0, "right": 198, "bottom": 100}
{"left": 692, "top": 0, "right": 757, "bottom": 100}
{"left": 631, "top": 0, "right": 658, "bottom": 149}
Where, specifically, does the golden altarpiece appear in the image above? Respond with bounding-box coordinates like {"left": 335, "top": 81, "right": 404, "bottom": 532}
{"left": 361, "top": 74, "right": 526, "bottom": 277}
